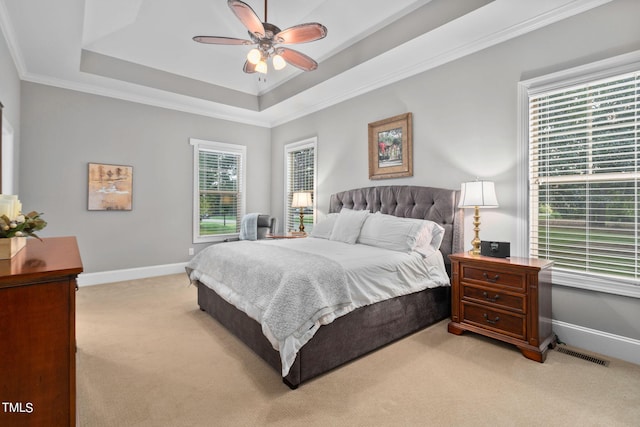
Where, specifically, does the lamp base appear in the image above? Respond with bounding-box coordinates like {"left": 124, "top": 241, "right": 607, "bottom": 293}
{"left": 469, "top": 206, "right": 481, "bottom": 256}
{"left": 298, "top": 210, "right": 305, "bottom": 233}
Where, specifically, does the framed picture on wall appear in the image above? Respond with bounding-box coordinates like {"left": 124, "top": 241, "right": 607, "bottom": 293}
{"left": 87, "top": 163, "right": 133, "bottom": 211}
{"left": 368, "top": 112, "right": 413, "bottom": 180}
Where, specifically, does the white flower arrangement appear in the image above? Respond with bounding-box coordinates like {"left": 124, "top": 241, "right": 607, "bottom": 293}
{"left": 0, "top": 195, "right": 47, "bottom": 239}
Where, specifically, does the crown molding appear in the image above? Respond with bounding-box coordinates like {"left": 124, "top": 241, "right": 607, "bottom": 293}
{"left": 0, "top": 0, "right": 26, "bottom": 77}
{"left": 20, "top": 71, "right": 273, "bottom": 128}
{"left": 269, "top": 0, "right": 613, "bottom": 127}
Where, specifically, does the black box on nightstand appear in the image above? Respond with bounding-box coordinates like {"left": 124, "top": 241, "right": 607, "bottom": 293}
{"left": 480, "top": 241, "right": 510, "bottom": 258}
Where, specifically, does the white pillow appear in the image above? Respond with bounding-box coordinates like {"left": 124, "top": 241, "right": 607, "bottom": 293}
{"left": 357, "top": 212, "right": 445, "bottom": 256}
{"left": 414, "top": 220, "right": 445, "bottom": 257}
{"left": 329, "top": 208, "right": 370, "bottom": 244}
{"left": 309, "top": 213, "right": 339, "bottom": 239}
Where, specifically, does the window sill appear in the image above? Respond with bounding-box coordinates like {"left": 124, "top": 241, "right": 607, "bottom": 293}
{"left": 552, "top": 268, "right": 640, "bottom": 299}
{"left": 193, "top": 234, "right": 238, "bottom": 244}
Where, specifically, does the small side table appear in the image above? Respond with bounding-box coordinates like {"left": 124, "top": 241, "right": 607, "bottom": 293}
{"left": 447, "top": 252, "right": 555, "bottom": 362}
{"left": 266, "top": 232, "right": 307, "bottom": 239}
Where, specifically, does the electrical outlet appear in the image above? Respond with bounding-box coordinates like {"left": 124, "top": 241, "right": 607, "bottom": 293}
{"left": 188, "top": 248, "right": 194, "bottom": 256}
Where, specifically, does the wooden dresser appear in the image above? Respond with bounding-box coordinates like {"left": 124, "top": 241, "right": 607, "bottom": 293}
{"left": 0, "top": 237, "right": 83, "bottom": 427}
{"left": 448, "top": 252, "right": 554, "bottom": 362}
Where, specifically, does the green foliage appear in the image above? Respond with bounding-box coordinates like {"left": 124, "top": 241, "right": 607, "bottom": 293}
{"left": 0, "top": 211, "right": 47, "bottom": 239}
{"left": 200, "top": 218, "right": 237, "bottom": 235}
{"left": 538, "top": 204, "right": 559, "bottom": 218}
{"left": 538, "top": 224, "right": 636, "bottom": 278}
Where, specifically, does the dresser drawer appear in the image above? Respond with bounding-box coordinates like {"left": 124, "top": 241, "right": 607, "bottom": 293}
{"left": 462, "top": 284, "right": 526, "bottom": 313}
{"left": 461, "top": 265, "right": 525, "bottom": 291}
{"left": 461, "top": 302, "right": 526, "bottom": 340}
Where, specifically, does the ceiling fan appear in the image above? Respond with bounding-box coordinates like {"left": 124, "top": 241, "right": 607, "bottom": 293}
{"left": 193, "top": 0, "right": 327, "bottom": 75}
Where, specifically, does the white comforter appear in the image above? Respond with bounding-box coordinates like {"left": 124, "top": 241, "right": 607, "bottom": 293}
{"left": 187, "top": 237, "right": 450, "bottom": 376}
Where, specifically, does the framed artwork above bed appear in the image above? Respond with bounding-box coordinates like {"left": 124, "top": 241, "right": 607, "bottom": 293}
{"left": 368, "top": 112, "right": 413, "bottom": 180}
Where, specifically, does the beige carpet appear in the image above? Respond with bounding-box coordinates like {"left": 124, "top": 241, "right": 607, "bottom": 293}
{"left": 76, "top": 274, "right": 640, "bottom": 426}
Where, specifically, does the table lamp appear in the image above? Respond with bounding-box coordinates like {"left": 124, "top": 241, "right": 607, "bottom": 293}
{"left": 458, "top": 180, "right": 499, "bottom": 255}
{"left": 291, "top": 192, "right": 312, "bottom": 233}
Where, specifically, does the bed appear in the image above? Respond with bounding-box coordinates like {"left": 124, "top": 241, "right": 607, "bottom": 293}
{"left": 187, "top": 185, "right": 464, "bottom": 389}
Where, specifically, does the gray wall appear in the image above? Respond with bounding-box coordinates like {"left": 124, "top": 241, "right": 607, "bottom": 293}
{"left": 0, "top": 25, "right": 21, "bottom": 192}
{"left": 19, "top": 83, "right": 271, "bottom": 273}
{"left": 271, "top": 0, "right": 640, "bottom": 342}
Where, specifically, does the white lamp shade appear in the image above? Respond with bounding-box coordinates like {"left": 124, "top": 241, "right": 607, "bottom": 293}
{"left": 255, "top": 60, "right": 268, "bottom": 74}
{"left": 458, "top": 181, "right": 499, "bottom": 208}
{"left": 247, "top": 48, "right": 261, "bottom": 65}
{"left": 291, "top": 192, "right": 312, "bottom": 208}
{"left": 272, "top": 54, "right": 286, "bottom": 70}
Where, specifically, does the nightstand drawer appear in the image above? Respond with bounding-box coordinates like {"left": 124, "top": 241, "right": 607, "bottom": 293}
{"left": 462, "top": 284, "right": 526, "bottom": 313}
{"left": 462, "top": 302, "right": 526, "bottom": 340}
{"left": 461, "top": 266, "right": 525, "bottom": 291}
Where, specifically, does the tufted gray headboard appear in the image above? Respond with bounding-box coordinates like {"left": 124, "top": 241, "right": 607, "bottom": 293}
{"left": 329, "top": 185, "right": 464, "bottom": 273}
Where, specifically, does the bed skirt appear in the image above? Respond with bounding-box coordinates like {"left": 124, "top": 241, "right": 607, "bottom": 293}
{"left": 196, "top": 281, "right": 451, "bottom": 389}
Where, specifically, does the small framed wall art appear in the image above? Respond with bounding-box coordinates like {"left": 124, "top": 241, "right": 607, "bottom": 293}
{"left": 368, "top": 112, "right": 413, "bottom": 180}
{"left": 87, "top": 162, "right": 133, "bottom": 211}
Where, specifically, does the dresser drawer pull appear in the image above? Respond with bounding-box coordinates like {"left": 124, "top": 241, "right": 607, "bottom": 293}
{"left": 483, "top": 313, "right": 500, "bottom": 325}
{"left": 483, "top": 272, "right": 500, "bottom": 283}
{"left": 482, "top": 291, "right": 500, "bottom": 302}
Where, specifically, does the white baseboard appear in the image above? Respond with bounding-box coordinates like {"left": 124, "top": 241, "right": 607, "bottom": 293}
{"left": 77, "top": 262, "right": 188, "bottom": 287}
{"left": 552, "top": 319, "right": 640, "bottom": 366}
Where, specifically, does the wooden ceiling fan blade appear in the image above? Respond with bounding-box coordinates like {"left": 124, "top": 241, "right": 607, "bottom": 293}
{"left": 243, "top": 60, "right": 257, "bottom": 74}
{"left": 279, "top": 48, "right": 318, "bottom": 71}
{"left": 275, "top": 23, "right": 327, "bottom": 44}
{"left": 228, "top": 0, "right": 265, "bottom": 38}
{"left": 193, "top": 36, "right": 253, "bottom": 45}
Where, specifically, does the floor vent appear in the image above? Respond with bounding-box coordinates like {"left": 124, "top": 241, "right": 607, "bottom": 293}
{"left": 555, "top": 346, "right": 610, "bottom": 367}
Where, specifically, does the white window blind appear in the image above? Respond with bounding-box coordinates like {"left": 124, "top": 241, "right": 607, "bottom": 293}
{"left": 528, "top": 70, "right": 639, "bottom": 285}
{"left": 285, "top": 138, "right": 317, "bottom": 233}
{"left": 191, "top": 139, "right": 245, "bottom": 243}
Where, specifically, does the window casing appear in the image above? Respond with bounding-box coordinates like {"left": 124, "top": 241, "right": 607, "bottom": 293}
{"left": 191, "top": 138, "right": 246, "bottom": 243}
{"left": 518, "top": 51, "right": 640, "bottom": 298}
{"left": 1, "top": 115, "right": 15, "bottom": 194}
{"left": 285, "top": 138, "right": 317, "bottom": 233}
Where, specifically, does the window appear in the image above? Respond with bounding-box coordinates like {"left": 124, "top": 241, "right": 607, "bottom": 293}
{"left": 285, "top": 137, "right": 317, "bottom": 233}
{"left": 519, "top": 52, "right": 640, "bottom": 297}
{"left": 191, "top": 138, "right": 246, "bottom": 243}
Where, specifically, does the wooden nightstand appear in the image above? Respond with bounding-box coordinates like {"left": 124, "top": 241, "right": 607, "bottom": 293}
{"left": 447, "top": 253, "right": 555, "bottom": 362}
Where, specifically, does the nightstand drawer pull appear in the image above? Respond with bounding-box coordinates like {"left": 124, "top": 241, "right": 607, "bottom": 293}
{"left": 483, "top": 313, "right": 500, "bottom": 324}
{"left": 482, "top": 291, "right": 500, "bottom": 302}
{"left": 483, "top": 272, "right": 500, "bottom": 283}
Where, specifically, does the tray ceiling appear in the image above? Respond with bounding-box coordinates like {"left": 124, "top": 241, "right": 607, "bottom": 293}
{"left": 0, "top": 0, "right": 610, "bottom": 126}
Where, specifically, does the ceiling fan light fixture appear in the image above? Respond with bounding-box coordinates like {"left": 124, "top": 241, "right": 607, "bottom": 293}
{"left": 272, "top": 54, "right": 286, "bottom": 70}
{"left": 193, "top": 0, "right": 327, "bottom": 75}
{"left": 255, "top": 60, "right": 268, "bottom": 74}
{"left": 247, "top": 48, "right": 262, "bottom": 65}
